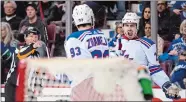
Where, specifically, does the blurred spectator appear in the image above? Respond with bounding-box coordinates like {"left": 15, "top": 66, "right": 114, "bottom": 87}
{"left": 1, "top": 1, "right": 22, "bottom": 30}
{"left": 46, "top": 2, "right": 66, "bottom": 57}
{"left": 143, "top": 22, "right": 164, "bottom": 56}
{"left": 170, "top": 1, "right": 186, "bottom": 22}
{"left": 180, "top": 20, "right": 186, "bottom": 36}
{"left": 1, "top": 42, "right": 12, "bottom": 61}
{"left": 138, "top": 1, "right": 150, "bottom": 16}
{"left": 138, "top": 5, "right": 151, "bottom": 37}
{"left": 1, "top": 22, "right": 19, "bottom": 84}
{"left": 109, "top": 22, "right": 124, "bottom": 57}
{"left": 170, "top": 51, "right": 186, "bottom": 89}
{"left": 116, "top": 1, "right": 126, "bottom": 20}
{"left": 1, "top": 22, "right": 19, "bottom": 52}
{"left": 159, "top": 20, "right": 186, "bottom": 63}
{"left": 1, "top": 42, "right": 13, "bottom": 84}
{"left": 144, "top": 22, "right": 151, "bottom": 39}
{"left": 109, "top": 22, "right": 123, "bottom": 48}
{"left": 19, "top": 3, "right": 48, "bottom": 44}
{"left": 94, "top": 1, "right": 117, "bottom": 20}
{"left": 15, "top": 1, "right": 27, "bottom": 19}
{"left": 38, "top": 1, "right": 65, "bottom": 25}
{"left": 83, "top": 1, "right": 107, "bottom": 29}
{"left": 157, "top": 1, "right": 181, "bottom": 42}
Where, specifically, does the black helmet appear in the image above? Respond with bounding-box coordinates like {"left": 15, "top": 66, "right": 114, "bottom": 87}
{"left": 24, "top": 27, "right": 40, "bottom": 39}
{"left": 25, "top": 26, "right": 40, "bottom": 35}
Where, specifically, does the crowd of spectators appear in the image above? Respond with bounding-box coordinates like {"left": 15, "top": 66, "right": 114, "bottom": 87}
{"left": 1, "top": 1, "right": 186, "bottom": 88}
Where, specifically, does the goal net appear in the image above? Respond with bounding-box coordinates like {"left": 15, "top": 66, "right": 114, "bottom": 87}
{"left": 16, "top": 57, "right": 146, "bottom": 101}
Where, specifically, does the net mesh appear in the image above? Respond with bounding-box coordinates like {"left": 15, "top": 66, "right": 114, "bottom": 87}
{"left": 16, "top": 58, "right": 145, "bottom": 101}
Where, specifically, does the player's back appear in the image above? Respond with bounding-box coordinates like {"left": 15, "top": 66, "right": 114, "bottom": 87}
{"left": 65, "top": 29, "right": 109, "bottom": 59}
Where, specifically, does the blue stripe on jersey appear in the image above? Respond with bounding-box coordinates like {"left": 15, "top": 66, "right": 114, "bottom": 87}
{"left": 141, "top": 37, "right": 155, "bottom": 45}
{"left": 78, "top": 31, "right": 92, "bottom": 41}
{"left": 67, "top": 31, "right": 83, "bottom": 41}
{"left": 150, "top": 68, "right": 163, "bottom": 75}
{"left": 67, "top": 29, "right": 104, "bottom": 41}
{"left": 149, "top": 65, "right": 160, "bottom": 69}
{"left": 137, "top": 37, "right": 155, "bottom": 49}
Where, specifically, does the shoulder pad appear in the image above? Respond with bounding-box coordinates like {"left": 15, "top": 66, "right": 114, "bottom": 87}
{"left": 136, "top": 37, "right": 155, "bottom": 48}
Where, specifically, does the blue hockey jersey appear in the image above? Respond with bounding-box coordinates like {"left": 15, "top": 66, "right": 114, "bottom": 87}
{"left": 171, "top": 60, "right": 186, "bottom": 89}
{"left": 159, "top": 37, "right": 186, "bottom": 62}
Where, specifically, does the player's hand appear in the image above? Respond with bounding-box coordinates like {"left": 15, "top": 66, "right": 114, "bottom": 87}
{"left": 33, "top": 41, "right": 42, "bottom": 48}
{"left": 162, "top": 81, "right": 181, "bottom": 99}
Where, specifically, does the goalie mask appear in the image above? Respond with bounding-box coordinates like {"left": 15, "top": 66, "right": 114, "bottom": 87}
{"left": 122, "top": 12, "right": 139, "bottom": 39}
{"left": 72, "top": 4, "right": 95, "bottom": 27}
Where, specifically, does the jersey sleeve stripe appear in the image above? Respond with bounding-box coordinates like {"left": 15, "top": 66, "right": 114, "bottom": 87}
{"left": 136, "top": 39, "right": 154, "bottom": 48}
{"left": 150, "top": 68, "right": 161, "bottom": 73}
{"left": 78, "top": 31, "right": 92, "bottom": 41}
{"left": 140, "top": 39, "right": 151, "bottom": 47}
{"left": 78, "top": 32, "right": 88, "bottom": 41}
{"left": 150, "top": 68, "right": 163, "bottom": 75}
{"left": 149, "top": 65, "right": 160, "bottom": 69}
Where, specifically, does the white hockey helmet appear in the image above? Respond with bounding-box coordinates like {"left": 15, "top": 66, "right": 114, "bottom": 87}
{"left": 72, "top": 4, "right": 95, "bottom": 26}
{"left": 122, "top": 12, "right": 140, "bottom": 29}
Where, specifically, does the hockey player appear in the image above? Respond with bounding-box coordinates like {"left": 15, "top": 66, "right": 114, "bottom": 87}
{"left": 64, "top": 4, "right": 109, "bottom": 87}
{"left": 65, "top": 4, "right": 109, "bottom": 59}
{"left": 116, "top": 12, "right": 181, "bottom": 99}
{"left": 64, "top": 4, "right": 149, "bottom": 101}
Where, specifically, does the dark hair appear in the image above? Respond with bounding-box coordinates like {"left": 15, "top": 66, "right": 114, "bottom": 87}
{"left": 142, "top": 6, "right": 150, "bottom": 21}
{"left": 26, "top": 2, "right": 37, "bottom": 11}
{"left": 77, "top": 23, "right": 92, "bottom": 28}
{"left": 144, "top": 21, "right": 151, "bottom": 27}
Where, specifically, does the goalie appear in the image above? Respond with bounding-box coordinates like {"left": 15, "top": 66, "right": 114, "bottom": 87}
{"left": 112, "top": 12, "right": 181, "bottom": 99}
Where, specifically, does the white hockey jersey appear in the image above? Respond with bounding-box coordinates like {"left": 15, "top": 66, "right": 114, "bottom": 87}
{"left": 65, "top": 29, "right": 109, "bottom": 87}
{"left": 65, "top": 29, "right": 109, "bottom": 59}
{"left": 119, "top": 36, "right": 170, "bottom": 88}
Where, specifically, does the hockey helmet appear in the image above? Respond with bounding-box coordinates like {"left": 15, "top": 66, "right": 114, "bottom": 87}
{"left": 24, "top": 26, "right": 40, "bottom": 38}
{"left": 72, "top": 4, "right": 95, "bottom": 26}
{"left": 122, "top": 12, "right": 140, "bottom": 30}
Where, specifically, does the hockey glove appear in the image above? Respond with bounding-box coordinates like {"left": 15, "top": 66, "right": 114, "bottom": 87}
{"left": 162, "top": 81, "right": 181, "bottom": 99}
